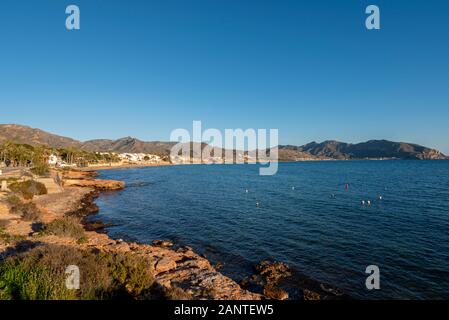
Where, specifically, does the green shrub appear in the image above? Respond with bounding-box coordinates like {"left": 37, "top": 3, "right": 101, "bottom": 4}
{"left": 41, "top": 217, "right": 85, "bottom": 241}
{"left": 8, "top": 180, "right": 47, "bottom": 200}
{"left": 104, "top": 252, "right": 154, "bottom": 297}
{"left": 5, "top": 195, "right": 22, "bottom": 207}
{"left": 77, "top": 236, "right": 88, "bottom": 244}
{"left": 0, "top": 245, "right": 154, "bottom": 300}
{"left": 30, "top": 165, "right": 50, "bottom": 177}
{"left": 0, "top": 246, "right": 77, "bottom": 300}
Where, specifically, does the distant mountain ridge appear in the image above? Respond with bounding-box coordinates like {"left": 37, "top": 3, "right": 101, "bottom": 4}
{"left": 80, "top": 137, "right": 176, "bottom": 154}
{"left": 279, "top": 140, "right": 447, "bottom": 160}
{"left": 0, "top": 124, "right": 175, "bottom": 155}
{"left": 0, "top": 124, "right": 81, "bottom": 149}
{"left": 0, "top": 124, "right": 447, "bottom": 160}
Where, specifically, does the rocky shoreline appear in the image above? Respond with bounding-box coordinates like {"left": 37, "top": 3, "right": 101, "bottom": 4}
{"left": 0, "top": 171, "right": 260, "bottom": 300}
{"left": 66, "top": 170, "right": 350, "bottom": 300}
{"left": 67, "top": 187, "right": 261, "bottom": 299}
{"left": 0, "top": 169, "right": 348, "bottom": 300}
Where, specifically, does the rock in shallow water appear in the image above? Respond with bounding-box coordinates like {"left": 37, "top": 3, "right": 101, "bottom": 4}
{"left": 263, "top": 284, "right": 289, "bottom": 300}
{"left": 239, "top": 260, "right": 292, "bottom": 300}
{"left": 152, "top": 239, "right": 174, "bottom": 247}
{"left": 303, "top": 289, "right": 321, "bottom": 301}
{"left": 255, "top": 260, "right": 292, "bottom": 283}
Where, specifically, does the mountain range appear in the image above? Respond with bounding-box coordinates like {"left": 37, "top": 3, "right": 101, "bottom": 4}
{"left": 0, "top": 124, "right": 447, "bottom": 160}
{"left": 278, "top": 140, "right": 447, "bottom": 160}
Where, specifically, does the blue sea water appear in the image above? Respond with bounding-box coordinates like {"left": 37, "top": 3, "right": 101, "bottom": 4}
{"left": 94, "top": 161, "right": 449, "bottom": 299}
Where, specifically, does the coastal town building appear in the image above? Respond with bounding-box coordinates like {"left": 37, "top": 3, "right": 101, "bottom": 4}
{"left": 45, "top": 152, "right": 163, "bottom": 168}
{"left": 118, "top": 153, "right": 162, "bottom": 164}
{"left": 48, "top": 154, "right": 58, "bottom": 165}
{"left": 46, "top": 154, "right": 76, "bottom": 168}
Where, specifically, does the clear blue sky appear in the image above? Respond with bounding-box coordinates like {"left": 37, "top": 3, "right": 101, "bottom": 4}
{"left": 1, "top": 0, "right": 448, "bottom": 153}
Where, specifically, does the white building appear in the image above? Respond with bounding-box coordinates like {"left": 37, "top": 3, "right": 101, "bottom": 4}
{"left": 48, "top": 154, "right": 59, "bottom": 166}
{"left": 118, "top": 153, "right": 162, "bottom": 164}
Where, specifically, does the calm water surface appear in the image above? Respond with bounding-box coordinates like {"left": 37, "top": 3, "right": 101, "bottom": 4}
{"left": 94, "top": 161, "right": 449, "bottom": 299}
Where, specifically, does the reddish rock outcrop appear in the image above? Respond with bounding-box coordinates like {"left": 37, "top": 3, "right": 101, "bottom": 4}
{"left": 263, "top": 285, "right": 289, "bottom": 300}
{"left": 62, "top": 179, "right": 125, "bottom": 190}
{"left": 62, "top": 170, "right": 98, "bottom": 180}
{"left": 255, "top": 260, "right": 292, "bottom": 283}
{"left": 303, "top": 289, "right": 321, "bottom": 301}
{"left": 240, "top": 260, "right": 292, "bottom": 300}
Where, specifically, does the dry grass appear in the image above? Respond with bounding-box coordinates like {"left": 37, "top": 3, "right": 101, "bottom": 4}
{"left": 0, "top": 228, "right": 26, "bottom": 245}
{"left": 7, "top": 199, "right": 41, "bottom": 222}
{"left": 30, "top": 165, "right": 50, "bottom": 177}
{"left": 163, "top": 286, "right": 193, "bottom": 300}
{"left": 0, "top": 219, "right": 10, "bottom": 229}
{"left": 5, "top": 195, "right": 42, "bottom": 221}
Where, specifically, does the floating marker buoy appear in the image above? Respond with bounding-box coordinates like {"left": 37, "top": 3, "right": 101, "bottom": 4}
{"left": 379, "top": 196, "right": 383, "bottom": 200}
{"left": 245, "top": 189, "right": 249, "bottom": 193}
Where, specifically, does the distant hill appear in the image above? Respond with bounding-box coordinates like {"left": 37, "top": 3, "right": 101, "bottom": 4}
{"left": 280, "top": 140, "right": 447, "bottom": 160}
{"left": 81, "top": 137, "right": 176, "bottom": 155}
{"left": 276, "top": 146, "right": 326, "bottom": 161}
{"left": 0, "top": 124, "right": 447, "bottom": 160}
{"left": 0, "top": 124, "right": 81, "bottom": 149}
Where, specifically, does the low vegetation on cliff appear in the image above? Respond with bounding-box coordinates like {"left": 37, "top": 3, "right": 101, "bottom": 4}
{"left": 0, "top": 245, "right": 155, "bottom": 300}
{"left": 40, "top": 217, "right": 86, "bottom": 242}
{"left": 8, "top": 180, "right": 47, "bottom": 200}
